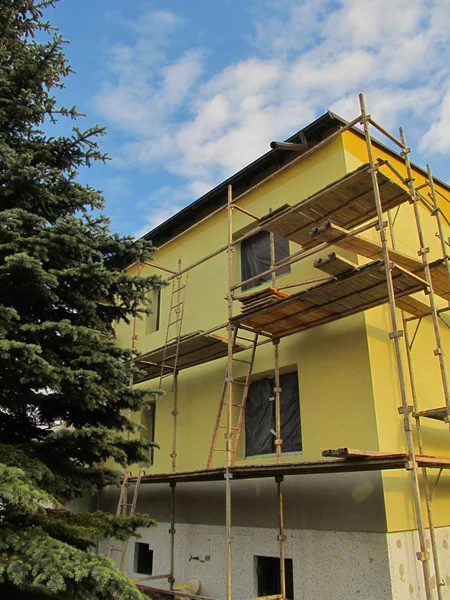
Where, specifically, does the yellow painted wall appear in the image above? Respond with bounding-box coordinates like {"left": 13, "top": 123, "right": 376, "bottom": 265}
{"left": 342, "top": 130, "right": 450, "bottom": 531}
{"left": 116, "top": 134, "right": 379, "bottom": 482}
{"left": 116, "top": 126, "right": 450, "bottom": 534}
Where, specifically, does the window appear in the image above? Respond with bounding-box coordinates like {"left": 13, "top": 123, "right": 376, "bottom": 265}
{"left": 145, "top": 290, "right": 161, "bottom": 335}
{"left": 141, "top": 404, "right": 156, "bottom": 465}
{"left": 241, "top": 231, "right": 290, "bottom": 290}
{"left": 256, "top": 556, "right": 294, "bottom": 600}
{"left": 135, "top": 543, "right": 153, "bottom": 575}
{"left": 245, "top": 371, "right": 301, "bottom": 457}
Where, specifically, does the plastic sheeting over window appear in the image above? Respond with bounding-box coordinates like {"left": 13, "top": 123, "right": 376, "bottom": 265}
{"left": 241, "top": 231, "right": 290, "bottom": 290}
{"left": 245, "top": 371, "right": 301, "bottom": 457}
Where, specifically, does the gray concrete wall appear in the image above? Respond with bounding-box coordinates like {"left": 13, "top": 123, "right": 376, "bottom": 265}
{"left": 100, "top": 471, "right": 387, "bottom": 534}
{"left": 100, "top": 522, "right": 394, "bottom": 600}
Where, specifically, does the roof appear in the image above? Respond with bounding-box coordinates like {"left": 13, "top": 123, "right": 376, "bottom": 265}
{"left": 142, "top": 111, "right": 450, "bottom": 247}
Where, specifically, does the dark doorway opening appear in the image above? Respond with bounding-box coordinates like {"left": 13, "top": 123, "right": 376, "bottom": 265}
{"left": 256, "top": 556, "right": 294, "bottom": 599}
{"left": 135, "top": 542, "right": 153, "bottom": 575}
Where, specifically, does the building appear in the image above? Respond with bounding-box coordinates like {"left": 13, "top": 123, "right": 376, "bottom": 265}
{"left": 100, "top": 96, "right": 450, "bottom": 600}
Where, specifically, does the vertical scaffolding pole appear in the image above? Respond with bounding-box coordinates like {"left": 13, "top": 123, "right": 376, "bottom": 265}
{"left": 270, "top": 216, "right": 286, "bottom": 598}
{"left": 226, "top": 184, "right": 234, "bottom": 600}
{"left": 169, "top": 481, "right": 176, "bottom": 590}
{"left": 273, "top": 338, "right": 282, "bottom": 463}
{"left": 404, "top": 319, "right": 444, "bottom": 598}
{"left": 399, "top": 128, "right": 450, "bottom": 422}
{"left": 427, "top": 164, "right": 450, "bottom": 288}
{"left": 276, "top": 475, "right": 286, "bottom": 600}
{"left": 171, "top": 370, "right": 179, "bottom": 473}
{"left": 388, "top": 212, "right": 444, "bottom": 599}
{"left": 359, "top": 93, "right": 433, "bottom": 600}
{"left": 171, "top": 261, "right": 182, "bottom": 474}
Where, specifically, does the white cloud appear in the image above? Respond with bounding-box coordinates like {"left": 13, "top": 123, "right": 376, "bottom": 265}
{"left": 419, "top": 86, "right": 450, "bottom": 153}
{"left": 95, "top": 0, "right": 450, "bottom": 236}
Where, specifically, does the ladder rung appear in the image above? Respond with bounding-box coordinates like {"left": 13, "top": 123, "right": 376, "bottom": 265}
{"left": 172, "top": 286, "right": 186, "bottom": 293}
{"left": 160, "top": 371, "right": 174, "bottom": 378}
{"left": 232, "top": 357, "right": 252, "bottom": 364}
{"left": 230, "top": 380, "right": 246, "bottom": 386}
{"left": 168, "top": 319, "right": 182, "bottom": 326}
{"left": 212, "top": 449, "right": 227, "bottom": 452}
{"left": 231, "top": 404, "right": 243, "bottom": 408}
{"left": 218, "top": 425, "right": 239, "bottom": 430}
{"left": 171, "top": 301, "right": 184, "bottom": 309}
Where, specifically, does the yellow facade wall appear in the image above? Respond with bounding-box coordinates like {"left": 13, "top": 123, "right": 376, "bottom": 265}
{"left": 342, "top": 130, "right": 450, "bottom": 531}
{"left": 116, "top": 127, "right": 450, "bottom": 534}
{"left": 116, "top": 134, "right": 379, "bottom": 480}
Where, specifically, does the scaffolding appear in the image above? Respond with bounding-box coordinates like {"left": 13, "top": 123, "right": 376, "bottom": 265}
{"left": 112, "top": 94, "right": 450, "bottom": 600}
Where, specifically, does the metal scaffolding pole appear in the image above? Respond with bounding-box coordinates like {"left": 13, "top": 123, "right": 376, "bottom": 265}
{"left": 171, "top": 261, "right": 182, "bottom": 473}
{"left": 359, "top": 93, "right": 433, "bottom": 600}
{"left": 388, "top": 211, "right": 444, "bottom": 599}
{"left": 427, "top": 164, "right": 450, "bottom": 290}
{"left": 276, "top": 475, "right": 286, "bottom": 600}
{"left": 169, "top": 482, "right": 176, "bottom": 590}
{"left": 226, "top": 184, "right": 234, "bottom": 600}
{"left": 399, "top": 128, "right": 450, "bottom": 423}
{"left": 171, "top": 370, "right": 179, "bottom": 473}
{"left": 403, "top": 319, "right": 444, "bottom": 598}
{"left": 270, "top": 217, "right": 287, "bottom": 599}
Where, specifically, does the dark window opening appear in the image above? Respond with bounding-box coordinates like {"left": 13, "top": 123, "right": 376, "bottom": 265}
{"left": 245, "top": 371, "right": 301, "bottom": 457}
{"left": 146, "top": 290, "right": 161, "bottom": 335}
{"left": 141, "top": 404, "right": 156, "bottom": 465}
{"left": 135, "top": 542, "right": 153, "bottom": 575}
{"left": 241, "top": 231, "right": 290, "bottom": 290}
{"left": 256, "top": 556, "right": 294, "bottom": 599}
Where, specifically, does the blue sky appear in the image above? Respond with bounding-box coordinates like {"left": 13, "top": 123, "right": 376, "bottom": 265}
{"left": 49, "top": 0, "right": 450, "bottom": 238}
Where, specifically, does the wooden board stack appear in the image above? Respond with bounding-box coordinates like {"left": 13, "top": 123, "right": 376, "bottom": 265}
{"left": 238, "top": 287, "right": 290, "bottom": 314}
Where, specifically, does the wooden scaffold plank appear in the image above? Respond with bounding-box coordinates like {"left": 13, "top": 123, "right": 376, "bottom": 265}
{"left": 310, "top": 221, "right": 450, "bottom": 300}
{"left": 134, "top": 332, "right": 246, "bottom": 382}
{"left": 232, "top": 259, "right": 428, "bottom": 338}
{"left": 259, "top": 163, "right": 411, "bottom": 249}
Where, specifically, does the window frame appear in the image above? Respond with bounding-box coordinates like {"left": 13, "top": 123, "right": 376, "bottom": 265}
{"left": 240, "top": 230, "right": 291, "bottom": 291}
{"left": 244, "top": 370, "right": 302, "bottom": 458}
{"left": 145, "top": 289, "right": 161, "bottom": 335}
{"left": 134, "top": 542, "right": 153, "bottom": 575}
{"left": 140, "top": 402, "right": 156, "bottom": 465}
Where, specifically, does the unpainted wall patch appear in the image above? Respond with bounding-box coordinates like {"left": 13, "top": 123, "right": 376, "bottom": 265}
{"left": 351, "top": 480, "right": 374, "bottom": 503}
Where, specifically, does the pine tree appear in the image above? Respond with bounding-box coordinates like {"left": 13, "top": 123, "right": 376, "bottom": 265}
{"left": 0, "top": 2, "right": 162, "bottom": 598}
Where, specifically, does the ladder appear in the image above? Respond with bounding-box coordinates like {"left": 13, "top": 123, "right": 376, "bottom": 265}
{"left": 159, "top": 270, "right": 188, "bottom": 387}
{"left": 207, "top": 326, "right": 259, "bottom": 468}
{"left": 107, "top": 469, "right": 145, "bottom": 571}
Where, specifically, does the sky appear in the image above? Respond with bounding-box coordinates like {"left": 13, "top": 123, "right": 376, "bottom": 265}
{"left": 49, "top": 0, "right": 450, "bottom": 239}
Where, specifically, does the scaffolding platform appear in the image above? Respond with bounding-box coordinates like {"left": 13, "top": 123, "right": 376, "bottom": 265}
{"left": 233, "top": 259, "right": 428, "bottom": 337}
{"left": 259, "top": 163, "right": 410, "bottom": 248}
{"left": 134, "top": 454, "right": 450, "bottom": 485}
{"left": 415, "top": 407, "right": 450, "bottom": 422}
{"left": 135, "top": 331, "right": 245, "bottom": 381}
{"left": 310, "top": 221, "right": 450, "bottom": 300}
{"left": 395, "top": 295, "right": 431, "bottom": 318}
